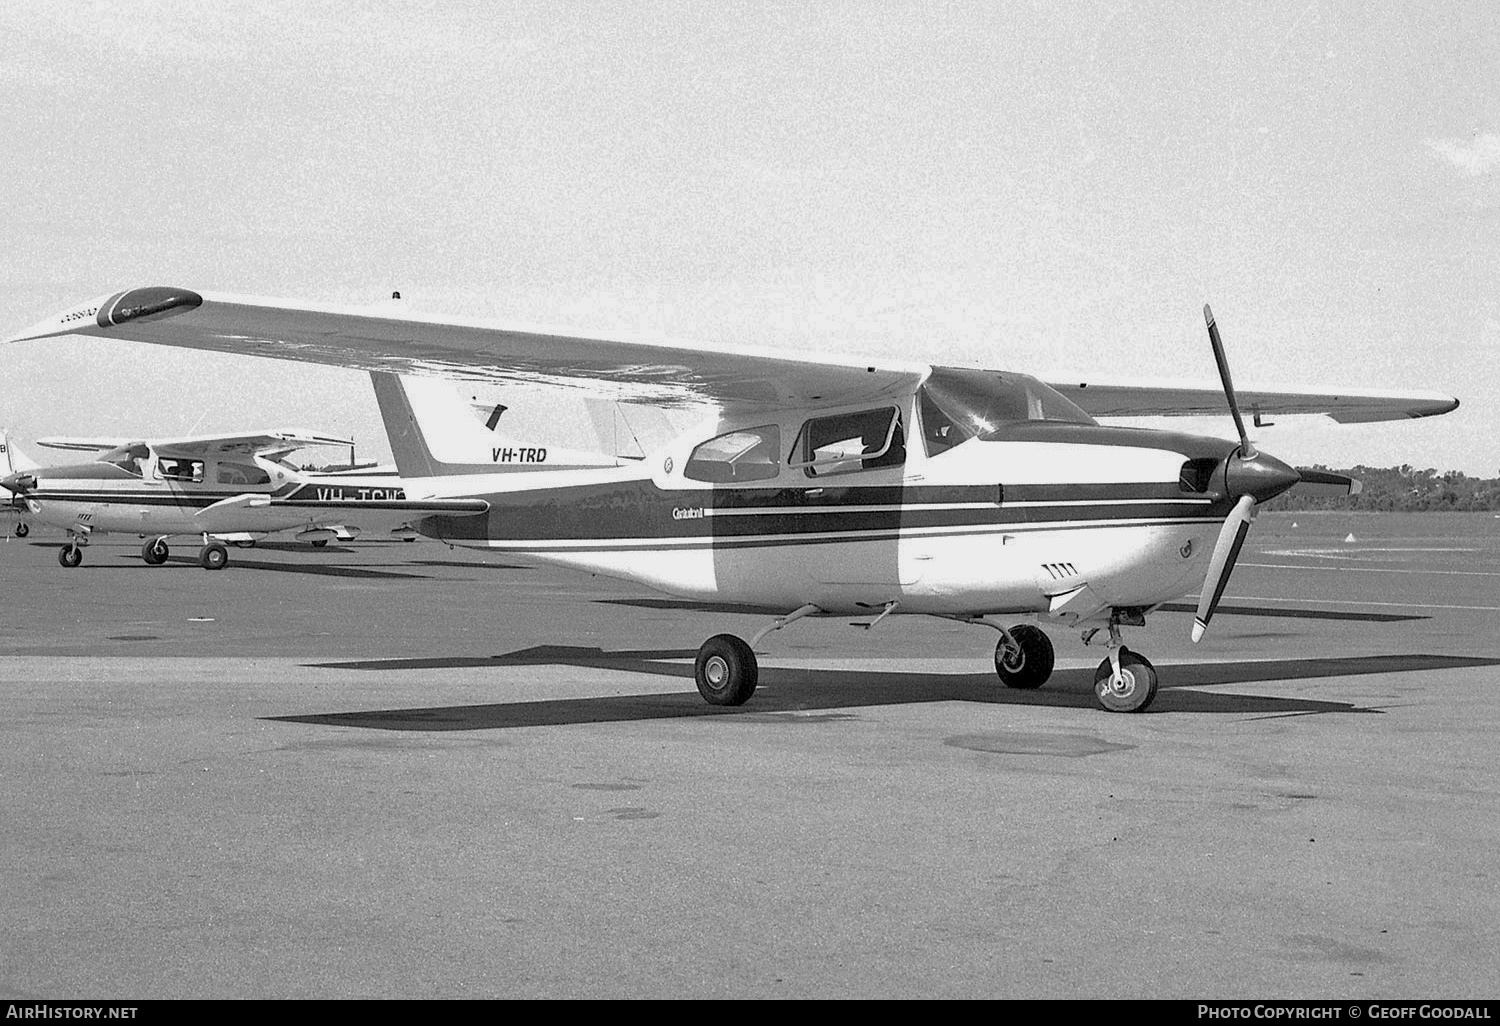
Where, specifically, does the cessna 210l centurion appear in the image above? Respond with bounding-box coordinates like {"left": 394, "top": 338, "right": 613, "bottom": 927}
{"left": 7, "top": 287, "right": 1458, "bottom": 711}
{"left": 0, "top": 428, "right": 494, "bottom": 569}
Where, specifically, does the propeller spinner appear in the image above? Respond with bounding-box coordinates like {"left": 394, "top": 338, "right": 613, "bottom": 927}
{"left": 1192, "top": 307, "right": 1301, "bottom": 642}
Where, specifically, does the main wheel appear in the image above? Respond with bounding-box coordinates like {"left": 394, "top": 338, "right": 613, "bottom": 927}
{"left": 310, "top": 539, "right": 329, "bottom": 548}
{"left": 694, "top": 634, "right": 758, "bottom": 706}
{"left": 58, "top": 545, "right": 82, "bottom": 568}
{"left": 1093, "top": 649, "right": 1159, "bottom": 713}
{"left": 14, "top": 522, "right": 28, "bottom": 537}
{"left": 141, "top": 538, "right": 169, "bottom": 565}
{"left": 199, "top": 542, "right": 229, "bottom": 570}
{"left": 994, "top": 624, "right": 1055, "bottom": 689}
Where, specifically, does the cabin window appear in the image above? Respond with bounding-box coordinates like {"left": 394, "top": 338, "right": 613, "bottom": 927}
{"left": 155, "top": 458, "right": 204, "bottom": 483}
{"left": 217, "top": 462, "right": 272, "bottom": 486}
{"left": 791, "top": 407, "right": 905, "bottom": 478}
{"left": 683, "top": 425, "right": 782, "bottom": 483}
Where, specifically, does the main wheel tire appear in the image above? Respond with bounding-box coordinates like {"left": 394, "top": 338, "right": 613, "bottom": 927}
{"left": 694, "top": 634, "right": 758, "bottom": 706}
{"left": 994, "top": 623, "right": 1055, "bottom": 689}
{"left": 58, "top": 545, "right": 82, "bottom": 568}
{"left": 199, "top": 542, "right": 229, "bottom": 570}
{"left": 14, "top": 522, "right": 28, "bottom": 537}
{"left": 1093, "top": 649, "right": 1159, "bottom": 713}
{"left": 310, "top": 539, "right": 329, "bottom": 548}
{"left": 141, "top": 538, "right": 169, "bottom": 565}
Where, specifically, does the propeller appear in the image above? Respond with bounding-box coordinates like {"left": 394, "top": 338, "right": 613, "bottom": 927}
{"left": 1192, "top": 306, "right": 1301, "bottom": 643}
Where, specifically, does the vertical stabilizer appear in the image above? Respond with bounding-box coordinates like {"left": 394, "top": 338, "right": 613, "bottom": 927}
{"left": 0, "top": 429, "right": 40, "bottom": 475}
{"left": 369, "top": 373, "right": 619, "bottom": 478}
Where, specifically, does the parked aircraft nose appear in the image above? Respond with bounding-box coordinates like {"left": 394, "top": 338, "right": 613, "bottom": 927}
{"left": 0, "top": 471, "right": 35, "bottom": 492}
{"left": 1223, "top": 448, "right": 1300, "bottom": 504}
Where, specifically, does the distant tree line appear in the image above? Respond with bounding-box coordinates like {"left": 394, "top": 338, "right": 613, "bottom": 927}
{"left": 1264, "top": 465, "right": 1500, "bottom": 512}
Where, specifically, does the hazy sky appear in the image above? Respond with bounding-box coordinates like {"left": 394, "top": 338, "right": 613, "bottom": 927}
{"left": 2, "top": 1, "right": 1496, "bottom": 473}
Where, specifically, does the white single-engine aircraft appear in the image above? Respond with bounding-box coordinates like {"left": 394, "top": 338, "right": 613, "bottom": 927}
{"left": 7, "top": 287, "right": 1458, "bottom": 711}
{"left": 0, "top": 427, "right": 496, "bottom": 569}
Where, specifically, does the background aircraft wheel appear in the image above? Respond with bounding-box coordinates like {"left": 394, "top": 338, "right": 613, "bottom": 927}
{"left": 694, "top": 634, "right": 758, "bottom": 706}
{"left": 232, "top": 539, "right": 256, "bottom": 548}
{"left": 14, "top": 522, "right": 28, "bottom": 537}
{"left": 310, "top": 539, "right": 328, "bottom": 548}
{"left": 58, "top": 545, "right": 82, "bottom": 568}
{"left": 1093, "top": 649, "right": 1159, "bottom": 713}
{"left": 994, "top": 624, "right": 1055, "bottom": 689}
{"left": 199, "top": 542, "right": 229, "bottom": 570}
{"left": 141, "top": 538, "right": 170, "bottom": 565}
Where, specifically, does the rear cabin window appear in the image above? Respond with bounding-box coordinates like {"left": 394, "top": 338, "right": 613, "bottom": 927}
{"left": 684, "top": 425, "right": 781, "bottom": 483}
{"left": 217, "top": 462, "right": 272, "bottom": 486}
{"left": 792, "top": 407, "right": 905, "bottom": 478}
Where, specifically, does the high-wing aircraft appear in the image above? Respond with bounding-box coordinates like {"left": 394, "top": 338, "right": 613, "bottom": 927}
{"left": 1, "top": 428, "right": 39, "bottom": 537}
{"left": 6, "top": 287, "right": 1459, "bottom": 710}
{"left": 0, "top": 426, "right": 493, "bottom": 569}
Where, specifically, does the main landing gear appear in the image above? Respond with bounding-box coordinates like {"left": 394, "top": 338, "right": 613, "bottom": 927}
{"left": 690, "top": 606, "right": 1160, "bottom": 714}
{"left": 138, "top": 535, "right": 230, "bottom": 570}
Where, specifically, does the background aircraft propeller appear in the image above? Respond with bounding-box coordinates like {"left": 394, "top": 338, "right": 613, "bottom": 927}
{"left": 1193, "top": 306, "right": 1301, "bottom": 642}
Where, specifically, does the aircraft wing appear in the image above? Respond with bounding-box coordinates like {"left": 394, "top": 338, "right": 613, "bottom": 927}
{"left": 6, "top": 287, "right": 930, "bottom": 411}
{"left": 1045, "top": 377, "right": 1458, "bottom": 424}
{"left": 147, "top": 429, "right": 355, "bottom": 459}
{"left": 35, "top": 436, "right": 134, "bottom": 452}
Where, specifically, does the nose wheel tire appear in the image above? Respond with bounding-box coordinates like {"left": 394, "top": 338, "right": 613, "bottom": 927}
{"left": 994, "top": 624, "right": 1055, "bottom": 689}
{"left": 695, "top": 634, "right": 758, "bottom": 706}
{"left": 1093, "top": 649, "right": 1159, "bottom": 713}
{"left": 14, "top": 522, "right": 28, "bottom": 538}
{"left": 58, "top": 545, "right": 82, "bottom": 568}
{"left": 141, "top": 538, "right": 170, "bottom": 565}
{"left": 198, "top": 542, "right": 229, "bottom": 570}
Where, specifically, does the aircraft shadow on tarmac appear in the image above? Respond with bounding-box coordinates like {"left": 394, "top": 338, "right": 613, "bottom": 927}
{"left": 279, "top": 648, "right": 1500, "bottom": 732}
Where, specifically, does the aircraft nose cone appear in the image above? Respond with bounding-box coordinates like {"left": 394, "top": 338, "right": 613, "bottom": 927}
{"left": 0, "top": 471, "right": 34, "bottom": 492}
{"left": 1225, "top": 449, "right": 1301, "bottom": 503}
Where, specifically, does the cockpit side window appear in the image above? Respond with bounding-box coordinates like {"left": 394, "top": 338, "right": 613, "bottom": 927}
{"left": 791, "top": 407, "right": 905, "bottom": 478}
{"left": 155, "top": 458, "right": 205, "bottom": 483}
{"left": 684, "top": 425, "right": 781, "bottom": 484}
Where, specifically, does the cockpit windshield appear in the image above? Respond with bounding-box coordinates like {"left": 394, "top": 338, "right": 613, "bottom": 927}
{"left": 918, "top": 367, "right": 1096, "bottom": 456}
{"left": 98, "top": 443, "right": 150, "bottom": 477}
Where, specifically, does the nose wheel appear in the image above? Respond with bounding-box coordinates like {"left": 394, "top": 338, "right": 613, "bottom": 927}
{"left": 1093, "top": 648, "right": 1158, "bottom": 713}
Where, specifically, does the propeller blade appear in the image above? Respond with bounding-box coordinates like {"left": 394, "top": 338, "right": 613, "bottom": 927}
{"left": 1288, "top": 469, "right": 1362, "bottom": 498}
{"left": 1203, "top": 304, "right": 1255, "bottom": 459}
{"left": 1193, "top": 493, "right": 1256, "bottom": 643}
